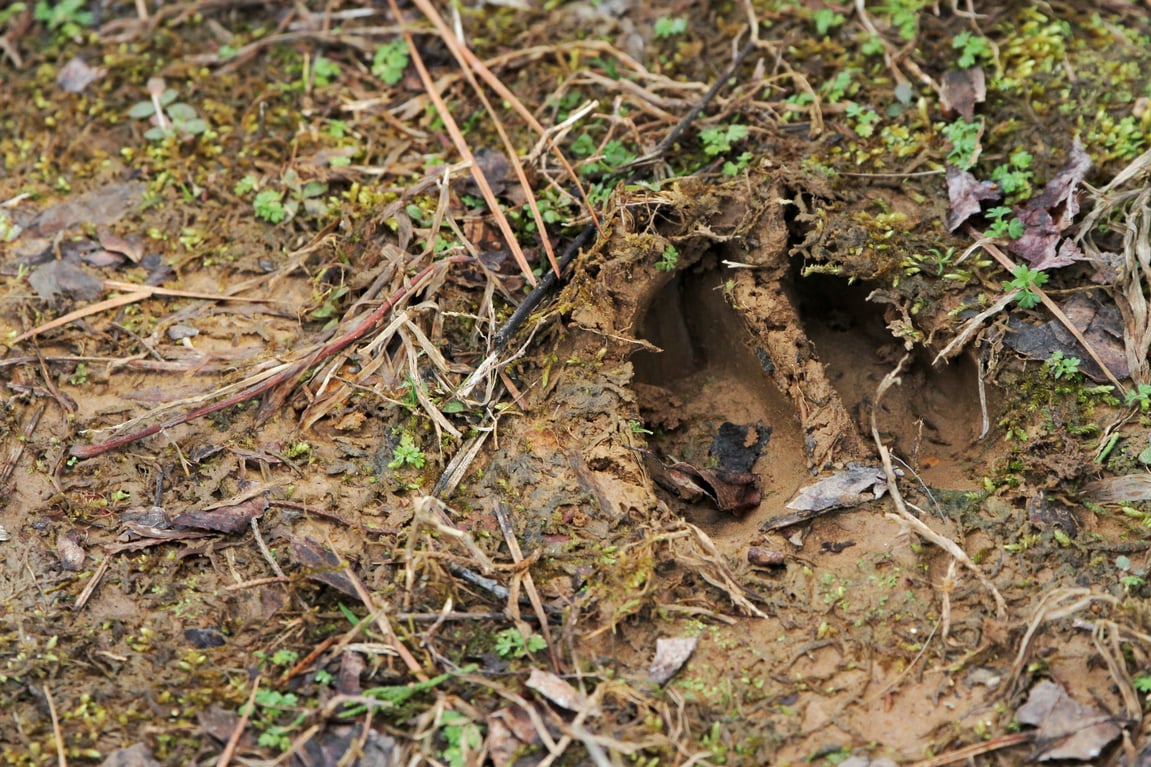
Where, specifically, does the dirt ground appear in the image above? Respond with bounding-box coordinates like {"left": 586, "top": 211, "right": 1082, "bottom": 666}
{"left": 3, "top": 1, "right": 1151, "bottom": 765}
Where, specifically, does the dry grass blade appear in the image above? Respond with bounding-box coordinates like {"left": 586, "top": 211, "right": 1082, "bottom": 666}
{"left": 972, "top": 236, "right": 1126, "bottom": 392}
{"left": 1077, "top": 148, "right": 1151, "bottom": 385}
{"left": 388, "top": 0, "right": 537, "bottom": 285}
{"left": 1003, "top": 588, "right": 1116, "bottom": 696}
{"left": 871, "top": 355, "right": 1007, "bottom": 619}
{"left": 408, "top": 0, "right": 601, "bottom": 238}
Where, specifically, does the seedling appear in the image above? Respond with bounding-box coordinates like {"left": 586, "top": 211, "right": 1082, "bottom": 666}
{"left": 845, "top": 102, "right": 881, "bottom": 137}
{"left": 812, "top": 9, "right": 846, "bottom": 36}
{"left": 700, "top": 123, "right": 749, "bottom": 157}
{"left": 1124, "top": 383, "right": 1151, "bottom": 412}
{"left": 388, "top": 433, "right": 426, "bottom": 469}
{"left": 241, "top": 169, "right": 329, "bottom": 224}
{"left": 35, "top": 0, "right": 91, "bottom": 39}
{"left": 494, "top": 627, "right": 547, "bottom": 658}
{"left": 438, "top": 710, "right": 483, "bottom": 767}
{"left": 943, "top": 119, "right": 982, "bottom": 170}
{"left": 372, "top": 39, "right": 409, "bottom": 85}
{"left": 1003, "top": 264, "right": 1048, "bottom": 309}
{"left": 655, "top": 244, "right": 679, "bottom": 272}
{"left": 1042, "top": 351, "right": 1081, "bottom": 380}
{"left": 952, "top": 31, "right": 993, "bottom": 68}
{"left": 990, "top": 149, "right": 1035, "bottom": 201}
{"left": 128, "top": 78, "right": 208, "bottom": 141}
{"left": 986, "top": 206, "right": 1024, "bottom": 239}
{"left": 653, "top": 16, "right": 687, "bottom": 39}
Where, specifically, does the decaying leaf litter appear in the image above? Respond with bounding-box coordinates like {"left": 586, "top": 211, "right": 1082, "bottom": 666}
{"left": 2, "top": 1, "right": 1151, "bottom": 764}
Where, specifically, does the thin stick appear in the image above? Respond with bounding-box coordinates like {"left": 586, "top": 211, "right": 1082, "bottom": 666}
{"left": 216, "top": 675, "right": 262, "bottom": 767}
{"left": 390, "top": 0, "right": 536, "bottom": 285}
{"left": 494, "top": 502, "right": 560, "bottom": 672}
{"left": 44, "top": 685, "right": 67, "bottom": 767}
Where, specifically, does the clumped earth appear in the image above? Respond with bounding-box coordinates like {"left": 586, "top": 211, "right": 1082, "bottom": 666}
{"left": 3, "top": 1, "right": 1151, "bottom": 765}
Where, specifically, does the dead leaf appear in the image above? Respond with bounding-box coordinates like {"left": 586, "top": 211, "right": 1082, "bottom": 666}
{"left": 1082, "top": 475, "right": 1151, "bottom": 503}
{"left": 289, "top": 536, "right": 361, "bottom": 598}
{"left": 1016, "top": 679, "right": 1121, "bottom": 761}
{"left": 709, "top": 421, "right": 771, "bottom": 473}
{"left": 28, "top": 259, "right": 103, "bottom": 305}
{"left": 786, "top": 464, "right": 889, "bottom": 512}
{"left": 1003, "top": 292, "right": 1129, "bottom": 381}
{"left": 56, "top": 56, "right": 105, "bottom": 93}
{"left": 172, "top": 495, "right": 267, "bottom": 534}
{"left": 526, "top": 668, "right": 594, "bottom": 712}
{"left": 1010, "top": 139, "right": 1092, "bottom": 270}
{"left": 25, "top": 181, "right": 146, "bottom": 237}
{"left": 947, "top": 166, "right": 1001, "bottom": 232}
{"left": 97, "top": 225, "right": 144, "bottom": 263}
{"left": 941, "top": 67, "right": 986, "bottom": 121}
{"left": 642, "top": 449, "right": 762, "bottom": 515}
{"left": 649, "top": 636, "right": 698, "bottom": 685}
{"left": 98, "top": 743, "right": 162, "bottom": 767}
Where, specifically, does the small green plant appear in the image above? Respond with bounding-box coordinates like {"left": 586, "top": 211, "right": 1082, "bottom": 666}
{"left": 128, "top": 79, "right": 208, "bottom": 141}
{"left": 243, "top": 688, "right": 307, "bottom": 752}
{"left": 372, "top": 39, "right": 409, "bottom": 85}
{"left": 845, "top": 102, "right": 881, "bottom": 137}
{"left": 439, "top": 710, "right": 483, "bottom": 767}
{"left": 943, "top": 119, "right": 982, "bottom": 170}
{"left": 1124, "top": 383, "right": 1151, "bottom": 412}
{"left": 655, "top": 244, "right": 679, "bottom": 272}
{"left": 494, "top": 627, "right": 547, "bottom": 659}
{"left": 244, "top": 169, "right": 329, "bottom": 224}
{"left": 1003, "top": 264, "right": 1048, "bottom": 309}
{"left": 812, "top": 8, "right": 846, "bottom": 36}
{"left": 990, "top": 149, "right": 1035, "bottom": 200}
{"left": 628, "top": 419, "right": 653, "bottom": 435}
{"left": 310, "top": 55, "right": 341, "bottom": 87}
{"left": 986, "top": 206, "right": 1024, "bottom": 239}
{"left": 388, "top": 433, "right": 426, "bottom": 469}
{"left": 253, "top": 189, "right": 288, "bottom": 223}
{"left": 1134, "top": 673, "right": 1151, "bottom": 695}
{"left": 653, "top": 15, "right": 687, "bottom": 39}
{"left": 1042, "top": 351, "right": 1081, "bottom": 380}
{"left": 35, "top": 0, "right": 91, "bottom": 38}
{"left": 952, "top": 31, "right": 993, "bottom": 68}
{"left": 700, "top": 123, "right": 749, "bottom": 157}
{"left": 723, "top": 151, "right": 753, "bottom": 176}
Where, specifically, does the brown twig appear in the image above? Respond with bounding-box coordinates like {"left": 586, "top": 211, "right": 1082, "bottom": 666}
{"left": 43, "top": 684, "right": 67, "bottom": 767}
{"left": 216, "top": 674, "right": 261, "bottom": 767}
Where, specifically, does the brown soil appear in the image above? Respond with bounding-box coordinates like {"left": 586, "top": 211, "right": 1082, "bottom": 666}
{"left": 3, "top": 2, "right": 1151, "bottom": 766}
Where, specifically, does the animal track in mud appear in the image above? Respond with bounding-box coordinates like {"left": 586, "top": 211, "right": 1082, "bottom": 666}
{"left": 794, "top": 272, "right": 990, "bottom": 488}
{"left": 631, "top": 266, "right": 809, "bottom": 530}
{"left": 630, "top": 260, "right": 993, "bottom": 532}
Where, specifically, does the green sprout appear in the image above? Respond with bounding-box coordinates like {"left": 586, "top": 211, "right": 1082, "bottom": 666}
{"left": 952, "top": 31, "right": 993, "bottom": 68}
{"left": 494, "top": 627, "right": 547, "bottom": 659}
{"left": 1124, "top": 383, "right": 1151, "bottom": 412}
{"left": 388, "top": 433, "right": 426, "bottom": 470}
{"left": 812, "top": 8, "right": 846, "bottom": 36}
{"left": 655, "top": 244, "right": 679, "bottom": 272}
{"left": 700, "top": 123, "right": 749, "bottom": 157}
{"left": 372, "top": 39, "right": 409, "bottom": 85}
{"left": 986, "top": 206, "right": 1024, "bottom": 239}
{"left": 35, "top": 0, "right": 91, "bottom": 38}
{"left": 943, "top": 118, "right": 982, "bottom": 170}
{"left": 1042, "top": 351, "right": 1081, "bottom": 380}
{"left": 653, "top": 16, "right": 687, "bottom": 39}
{"left": 253, "top": 189, "right": 288, "bottom": 223}
{"left": 1003, "top": 264, "right": 1048, "bottom": 309}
